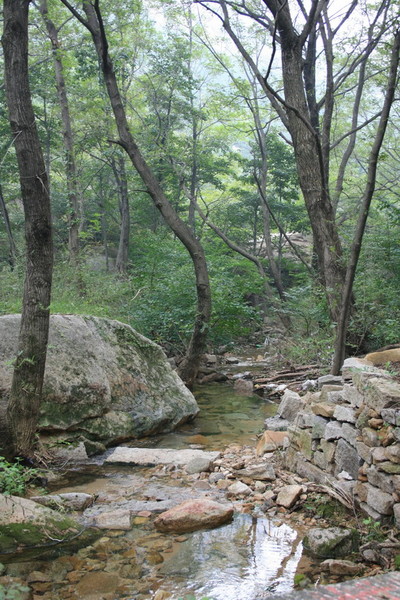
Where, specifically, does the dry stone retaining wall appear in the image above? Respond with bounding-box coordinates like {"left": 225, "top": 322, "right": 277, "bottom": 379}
{"left": 278, "top": 358, "right": 400, "bottom": 525}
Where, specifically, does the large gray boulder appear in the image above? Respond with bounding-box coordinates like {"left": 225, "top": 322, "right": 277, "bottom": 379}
{"left": 0, "top": 315, "right": 199, "bottom": 449}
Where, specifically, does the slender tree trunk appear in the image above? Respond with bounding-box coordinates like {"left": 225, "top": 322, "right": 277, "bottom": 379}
{"left": 332, "top": 29, "right": 400, "bottom": 375}
{"left": 111, "top": 155, "right": 130, "bottom": 273}
{"left": 39, "top": 0, "right": 80, "bottom": 263}
{"left": 61, "top": 0, "right": 211, "bottom": 387}
{"left": 2, "top": 0, "right": 53, "bottom": 458}
{"left": 0, "top": 183, "right": 17, "bottom": 270}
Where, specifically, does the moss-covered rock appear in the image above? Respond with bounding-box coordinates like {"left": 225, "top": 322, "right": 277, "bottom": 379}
{"left": 0, "top": 494, "right": 91, "bottom": 554}
{"left": 303, "top": 527, "right": 359, "bottom": 558}
{"left": 0, "top": 315, "right": 199, "bottom": 448}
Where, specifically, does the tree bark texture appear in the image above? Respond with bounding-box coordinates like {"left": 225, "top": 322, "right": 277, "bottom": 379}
{"left": 62, "top": 0, "right": 211, "bottom": 387}
{"left": 2, "top": 0, "right": 53, "bottom": 457}
{"left": 39, "top": 0, "right": 80, "bottom": 263}
{"left": 0, "top": 183, "right": 17, "bottom": 270}
{"left": 112, "top": 154, "right": 130, "bottom": 273}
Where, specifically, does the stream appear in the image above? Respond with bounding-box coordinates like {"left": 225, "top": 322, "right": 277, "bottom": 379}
{"left": 1, "top": 372, "right": 314, "bottom": 600}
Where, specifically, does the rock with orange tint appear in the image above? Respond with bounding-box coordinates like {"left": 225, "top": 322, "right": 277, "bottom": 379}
{"left": 256, "top": 430, "right": 289, "bottom": 455}
{"left": 153, "top": 499, "right": 234, "bottom": 533}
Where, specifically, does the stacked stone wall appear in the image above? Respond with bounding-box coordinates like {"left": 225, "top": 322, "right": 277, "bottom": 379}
{"left": 275, "top": 358, "right": 400, "bottom": 525}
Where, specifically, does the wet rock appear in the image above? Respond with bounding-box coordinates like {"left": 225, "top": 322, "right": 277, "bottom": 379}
{"left": 256, "top": 431, "right": 288, "bottom": 455}
{"left": 275, "top": 484, "right": 303, "bottom": 509}
{"left": 185, "top": 456, "right": 213, "bottom": 474}
{"left": 0, "top": 493, "right": 91, "bottom": 554}
{"left": 90, "top": 508, "right": 132, "bottom": 530}
{"left": 105, "top": 447, "right": 220, "bottom": 468}
{"left": 304, "top": 527, "right": 359, "bottom": 558}
{"left": 30, "top": 493, "right": 94, "bottom": 511}
{"left": 76, "top": 572, "right": 120, "bottom": 597}
{"left": 233, "top": 379, "right": 254, "bottom": 395}
{"left": 154, "top": 499, "right": 234, "bottom": 533}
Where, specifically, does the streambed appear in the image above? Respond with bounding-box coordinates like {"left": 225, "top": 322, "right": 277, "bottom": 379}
{"left": 1, "top": 380, "right": 314, "bottom": 600}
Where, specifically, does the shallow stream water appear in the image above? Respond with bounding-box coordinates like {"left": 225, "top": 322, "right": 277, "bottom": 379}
{"left": 1, "top": 376, "right": 312, "bottom": 600}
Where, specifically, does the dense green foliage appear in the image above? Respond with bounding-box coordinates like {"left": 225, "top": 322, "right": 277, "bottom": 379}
{"left": 1, "top": 0, "right": 399, "bottom": 364}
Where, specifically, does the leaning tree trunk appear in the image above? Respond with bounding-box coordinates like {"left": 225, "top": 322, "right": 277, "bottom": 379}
{"left": 61, "top": 0, "right": 211, "bottom": 387}
{"left": 2, "top": 0, "right": 53, "bottom": 458}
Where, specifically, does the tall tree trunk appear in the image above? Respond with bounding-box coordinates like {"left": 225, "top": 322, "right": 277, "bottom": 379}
{"left": 39, "top": 0, "right": 80, "bottom": 263}
{"left": 0, "top": 183, "right": 17, "bottom": 270}
{"left": 111, "top": 154, "right": 130, "bottom": 273}
{"left": 61, "top": 0, "right": 211, "bottom": 387}
{"left": 2, "top": 0, "right": 53, "bottom": 458}
{"left": 332, "top": 29, "right": 400, "bottom": 374}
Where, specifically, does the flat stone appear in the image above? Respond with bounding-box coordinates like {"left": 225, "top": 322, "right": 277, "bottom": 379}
{"left": 362, "top": 377, "right": 400, "bottom": 412}
{"left": 342, "top": 383, "right": 364, "bottom": 407}
{"left": 185, "top": 457, "right": 213, "bottom": 474}
{"left": 321, "top": 559, "right": 364, "bottom": 576}
{"left": 91, "top": 508, "right": 132, "bottom": 530}
{"left": 318, "top": 375, "right": 343, "bottom": 388}
{"left": 105, "top": 447, "right": 220, "bottom": 467}
{"left": 341, "top": 357, "right": 370, "bottom": 379}
{"left": 334, "top": 405, "right": 356, "bottom": 423}
{"left": 312, "top": 402, "right": 336, "bottom": 418}
{"left": 233, "top": 378, "right": 254, "bottom": 395}
{"left": 76, "top": 572, "right": 120, "bottom": 596}
{"left": 365, "top": 483, "right": 394, "bottom": 515}
{"left": 227, "top": 481, "right": 252, "bottom": 496}
{"left": 372, "top": 446, "right": 387, "bottom": 463}
{"left": 377, "top": 461, "right": 400, "bottom": 474}
{"left": 296, "top": 412, "right": 315, "bottom": 429}
{"left": 256, "top": 430, "right": 288, "bottom": 455}
{"left": 366, "top": 466, "right": 393, "bottom": 494}
{"left": 320, "top": 385, "right": 344, "bottom": 402}
{"left": 236, "top": 463, "right": 276, "bottom": 481}
{"left": 263, "top": 416, "right": 290, "bottom": 431}
{"left": 153, "top": 499, "right": 234, "bottom": 533}
{"left": 381, "top": 408, "right": 400, "bottom": 427}
{"left": 30, "top": 493, "right": 94, "bottom": 511}
{"left": 275, "top": 484, "right": 303, "bottom": 509}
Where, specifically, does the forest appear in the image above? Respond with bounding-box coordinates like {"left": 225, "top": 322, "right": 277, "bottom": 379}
{"left": 1, "top": 1, "right": 400, "bottom": 455}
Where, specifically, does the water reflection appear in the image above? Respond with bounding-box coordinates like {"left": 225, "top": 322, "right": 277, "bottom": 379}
{"left": 156, "top": 514, "right": 303, "bottom": 600}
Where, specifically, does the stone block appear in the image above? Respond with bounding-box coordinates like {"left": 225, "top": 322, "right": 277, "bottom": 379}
{"left": 288, "top": 427, "right": 313, "bottom": 460}
{"left": 320, "top": 385, "right": 345, "bottom": 402}
{"left": 317, "top": 375, "right": 343, "bottom": 388}
{"left": 356, "top": 441, "right": 372, "bottom": 464}
{"left": 296, "top": 411, "right": 315, "bottom": 429}
{"left": 354, "top": 481, "right": 368, "bottom": 503}
{"left": 334, "top": 405, "right": 356, "bottom": 424}
{"left": 264, "top": 416, "right": 290, "bottom": 431}
{"left": 341, "top": 423, "right": 357, "bottom": 447}
{"left": 277, "top": 390, "right": 305, "bottom": 422}
{"left": 276, "top": 484, "right": 303, "bottom": 509}
{"left": 312, "top": 415, "right": 328, "bottom": 440}
{"left": 361, "top": 427, "right": 380, "bottom": 447}
{"left": 341, "top": 357, "right": 370, "bottom": 380}
{"left": 359, "top": 376, "right": 400, "bottom": 412}
{"left": 381, "top": 408, "right": 400, "bottom": 427}
{"left": 334, "top": 438, "right": 361, "bottom": 480}
{"left": 393, "top": 428, "right": 400, "bottom": 442}
{"left": 384, "top": 445, "right": 400, "bottom": 464}
{"left": 313, "top": 450, "right": 332, "bottom": 472}
{"left": 366, "top": 465, "right": 393, "bottom": 494}
{"left": 366, "top": 483, "right": 394, "bottom": 515}
{"left": 377, "top": 461, "right": 400, "bottom": 474}
{"left": 371, "top": 446, "right": 387, "bottom": 463}
{"left": 342, "top": 383, "right": 364, "bottom": 407}
{"left": 324, "top": 421, "right": 343, "bottom": 441}
{"left": 256, "top": 430, "right": 289, "bottom": 455}
{"left": 320, "top": 439, "right": 336, "bottom": 464}
{"left": 393, "top": 503, "right": 400, "bottom": 527}
{"left": 359, "top": 501, "right": 383, "bottom": 521}
{"left": 312, "top": 402, "right": 336, "bottom": 418}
